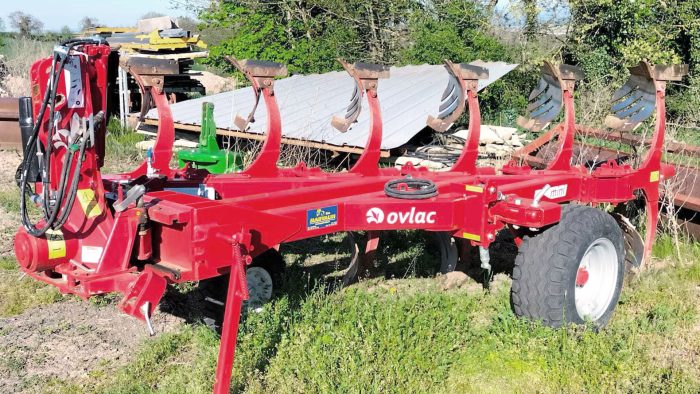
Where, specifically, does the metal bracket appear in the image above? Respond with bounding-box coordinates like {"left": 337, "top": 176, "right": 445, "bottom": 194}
{"left": 517, "top": 62, "right": 583, "bottom": 131}
{"left": 427, "top": 60, "right": 489, "bottom": 132}
{"left": 331, "top": 59, "right": 389, "bottom": 133}
{"left": 120, "top": 57, "right": 179, "bottom": 93}
{"left": 605, "top": 61, "right": 688, "bottom": 131}
{"left": 225, "top": 56, "right": 288, "bottom": 131}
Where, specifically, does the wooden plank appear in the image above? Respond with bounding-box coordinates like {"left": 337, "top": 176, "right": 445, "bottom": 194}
{"left": 141, "top": 119, "right": 391, "bottom": 157}
{"left": 0, "top": 98, "right": 21, "bottom": 150}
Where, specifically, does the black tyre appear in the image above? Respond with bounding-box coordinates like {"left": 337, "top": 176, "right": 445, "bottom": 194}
{"left": 199, "top": 249, "right": 285, "bottom": 332}
{"left": 511, "top": 205, "right": 625, "bottom": 328}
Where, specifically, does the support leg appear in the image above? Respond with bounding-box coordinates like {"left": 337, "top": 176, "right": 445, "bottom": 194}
{"left": 343, "top": 231, "right": 380, "bottom": 286}
{"left": 213, "top": 253, "right": 248, "bottom": 394}
{"left": 643, "top": 191, "right": 660, "bottom": 266}
{"left": 435, "top": 232, "right": 458, "bottom": 274}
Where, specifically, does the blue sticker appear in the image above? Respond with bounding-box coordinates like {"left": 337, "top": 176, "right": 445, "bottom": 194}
{"left": 306, "top": 205, "right": 338, "bottom": 230}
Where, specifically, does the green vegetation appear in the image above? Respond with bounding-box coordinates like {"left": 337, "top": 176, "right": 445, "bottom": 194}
{"left": 34, "top": 235, "right": 700, "bottom": 393}
{"left": 103, "top": 118, "right": 145, "bottom": 173}
{"left": 0, "top": 257, "right": 62, "bottom": 317}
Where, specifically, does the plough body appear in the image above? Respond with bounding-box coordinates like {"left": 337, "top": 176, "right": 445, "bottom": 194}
{"left": 12, "top": 41, "right": 687, "bottom": 393}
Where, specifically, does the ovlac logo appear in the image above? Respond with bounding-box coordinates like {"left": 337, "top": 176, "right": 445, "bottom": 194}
{"left": 366, "top": 207, "right": 385, "bottom": 224}
{"left": 366, "top": 207, "right": 436, "bottom": 225}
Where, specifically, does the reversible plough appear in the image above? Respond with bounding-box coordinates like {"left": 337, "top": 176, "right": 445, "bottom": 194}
{"left": 13, "top": 40, "right": 687, "bottom": 393}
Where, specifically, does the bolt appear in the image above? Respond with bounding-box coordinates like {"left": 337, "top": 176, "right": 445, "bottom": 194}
{"left": 487, "top": 233, "right": 494, "bottom": 241}
{"left": 488, "top": 186, "right": 496, "bottom": 194}
{"left": 515, "top": 198, "right": 522, "bottom": 205}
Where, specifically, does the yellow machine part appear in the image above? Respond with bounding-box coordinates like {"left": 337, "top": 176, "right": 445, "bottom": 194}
{"left": 118, "top": 30, "right": 207, "bottom": 52}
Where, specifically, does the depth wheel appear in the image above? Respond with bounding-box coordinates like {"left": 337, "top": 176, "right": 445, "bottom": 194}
{"left": 511, "top": 205, "right": 625, "bottom": 327}
{"left": 199, "top": 249, "right": 285, "bottom": 332}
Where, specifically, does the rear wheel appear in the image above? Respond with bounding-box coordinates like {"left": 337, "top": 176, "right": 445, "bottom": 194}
{"left": 511, "top": 205, "right": 625, "bottom": 327}
{"left": 199, "top": 249, "right": 285, "bottom": 332}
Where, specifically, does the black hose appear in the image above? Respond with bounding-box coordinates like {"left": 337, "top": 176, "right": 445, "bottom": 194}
{"left": 384, "top": 178, "right": 438, "bottom": 200}
{"left": 55, "top": 135, "right": 90, "bottom": 228}
{"left": 17, "top": 40, "right": 100, "bottom": 237}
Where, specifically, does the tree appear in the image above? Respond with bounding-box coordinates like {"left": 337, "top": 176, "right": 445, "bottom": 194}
{"left": 567, "top": 0, "right": 700, "bottom": 80}
{"left": 8, "top": 11, "right": 43, "bottom": 37}
{"left": 79, "top": 16, "right": 99, "bottom": 31}
{"left": 0, "top": 17, "right": 5, "bottom": 32}
{"left": 198, "top": 0, "right": 507, "bottom": 73}
{"left": 60, "top": 26, "right": 73, "bottom": 40}
{"left": 176, "top": 15, "right": 199, "bottom": 32}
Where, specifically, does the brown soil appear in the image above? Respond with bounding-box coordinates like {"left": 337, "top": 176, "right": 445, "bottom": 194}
{"left": 0, "top": 300, "right": 183, "bottom": 392}
{"left": 0, "top": 151, "right": 185, "bottom": 392}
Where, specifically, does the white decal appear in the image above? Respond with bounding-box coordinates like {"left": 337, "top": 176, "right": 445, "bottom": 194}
{"left": 64, "top": 56, "right": 84, "bottom": 109}
{"left": 366, "top": 207, "right": 436, "bottom": 225}
{"left": 81, "top": 245, "right": 103, "bottom": 263}
{"left": 535, "top": 184, "right": 568, "bottom": 200}
{"left": 366, "top": 207, "right": 384, "bottom": 224}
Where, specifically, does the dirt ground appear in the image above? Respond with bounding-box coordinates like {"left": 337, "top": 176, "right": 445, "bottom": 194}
{"left": 0, "top": 149, "right": 185, "bottom": 392}
{"left": 0, "top": 300, "right": 183, "bottom": 392}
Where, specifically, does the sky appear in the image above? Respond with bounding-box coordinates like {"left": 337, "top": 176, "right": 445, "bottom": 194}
{"left": 0, "top": 0, "right": 189, "bottom": 32}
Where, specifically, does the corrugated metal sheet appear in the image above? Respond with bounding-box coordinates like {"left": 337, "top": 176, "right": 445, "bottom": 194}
{"left": 145, "top": 62, "right": 517, "bottom": 150}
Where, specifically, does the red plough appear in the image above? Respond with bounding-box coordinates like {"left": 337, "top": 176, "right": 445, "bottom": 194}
{"left": 12, "top": 40, "right": 687, "bottom": 393}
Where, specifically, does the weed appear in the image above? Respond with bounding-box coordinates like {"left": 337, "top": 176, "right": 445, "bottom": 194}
{"left": 41, "top": 238, "right": 698, "bottom": 393}
{"left": 0, "top": 260, "right": 63, "bottom": 317}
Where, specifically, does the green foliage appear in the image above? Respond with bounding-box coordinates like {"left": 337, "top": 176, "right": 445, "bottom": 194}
{"left": 200, "top": 1, "right": 362, "bottom": 74}
{"left": 200, "top": 0, "right": 508, "bottom": 72}
{"left": 199, "top": 0, "right": 524, "bottom": 120}
{"left": 0, "top": 258, "right": 63, "bottom": 317}
{"left": 103, "top": 117, "right": 145, "bottom": 173}
{"left": 568, "top": 0, "right": 700, "bottom": 80}
{"left": 398, "top": 0, "right": 507, "bottom": 65}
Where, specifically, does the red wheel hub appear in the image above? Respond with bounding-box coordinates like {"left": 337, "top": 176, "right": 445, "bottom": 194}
{"left": 576, "top": 267, "right": 589, "bottom": 287}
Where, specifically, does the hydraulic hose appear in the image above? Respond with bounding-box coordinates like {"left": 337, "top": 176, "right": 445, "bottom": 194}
{"left": 384, "top": 177, "right": 438, "bottom": 200}
{"left": 17, "top": 38, "right": 101, "bottom": 237}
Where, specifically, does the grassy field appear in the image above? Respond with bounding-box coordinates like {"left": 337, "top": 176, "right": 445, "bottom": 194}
{"left": 24, "top": 234, "right": 698, "bottom": 394}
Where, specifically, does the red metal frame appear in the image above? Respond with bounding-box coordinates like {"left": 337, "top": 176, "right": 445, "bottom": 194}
{"left": 13, "top": 44, "right": 684, "bottom": 394}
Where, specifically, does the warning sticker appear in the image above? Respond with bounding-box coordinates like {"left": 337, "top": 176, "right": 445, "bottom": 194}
{"left": 77, "top": 189, "right": 102, "bottom": 218}
{"left": 64, "top": 56, "right": 84, "bottom": 108}
{"left": 46, "top": 229, "right": 66, "bottom": 260}
{"left": 649, "top": 170, "right": 660, "bottom": 183}
{"left": 306, "top": 206, "right": 338, "bottom": 230}
{"left": 81, "top": 245, "right": 103, "bottom": 263}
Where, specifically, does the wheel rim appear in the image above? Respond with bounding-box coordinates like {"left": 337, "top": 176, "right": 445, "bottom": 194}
{"left": 246, "top": 267, "right": 273, "bottom": 309}
{"left": 574, "top": 238, "right": 618, "bottom": 321}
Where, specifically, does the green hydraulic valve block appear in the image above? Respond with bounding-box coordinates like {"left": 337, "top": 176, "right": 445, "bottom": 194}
{"left": 177, "top": 102, "right": 243, "bottom": 173}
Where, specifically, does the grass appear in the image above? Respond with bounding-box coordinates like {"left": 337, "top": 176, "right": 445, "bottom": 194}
{"left": 103, "top": 118, "right": 145, "bottom": 173}
{"left": 0, "top": 257, "right": 63, "bottom": 317}
{"left": 35, "top": 234, "right": 700, "bottom": 394}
